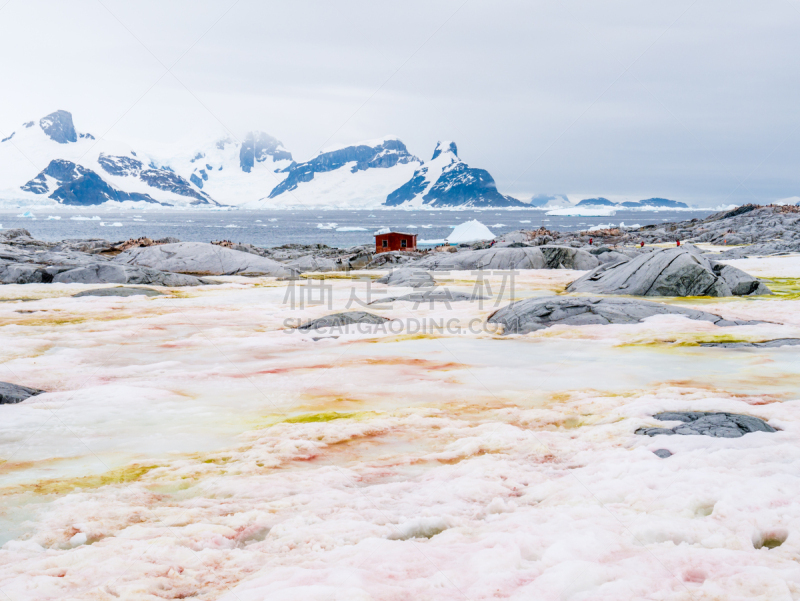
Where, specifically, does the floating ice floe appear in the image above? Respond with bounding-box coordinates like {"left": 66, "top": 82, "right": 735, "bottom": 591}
{"left": 16, "top": 211, "right": 35, "bottom": 219}
{"left": 335, "top": 227, "right": 367, "bottom": 232}
{"left": 47, "top": 216, "right": 61, "bottom": 220}
{"left": 317, "top": 222, "right": 338, "bottom": 230}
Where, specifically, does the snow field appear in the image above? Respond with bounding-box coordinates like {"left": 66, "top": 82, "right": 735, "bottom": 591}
{"left": 0, "top": 257, "right": 799, "bottom": 599}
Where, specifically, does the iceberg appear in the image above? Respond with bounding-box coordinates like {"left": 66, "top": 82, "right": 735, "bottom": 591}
{"left": 446, "top": 220, "right": 495, "bottom": 244}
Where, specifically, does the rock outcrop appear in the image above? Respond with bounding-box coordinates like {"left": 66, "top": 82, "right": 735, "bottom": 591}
{"left": 375, "top": 268, "right": 435, "bottom": 288}
{"left": 636, "top": 412, "right": 776, "bottom": 438}
{"left": 488, "top": 296, "right": 761, "bottom": 334}
{"left": 52, "top": 264, "right": 207, "bottom": 286}
{"left": 372, "top": 290, "right": 485, "bottom": 304}
{"left": 0, "top": 382, "right": 44, "bottom": 404}
{"left": 0, "top": 232, "right": 210, "bottom": 286}
{"left": 699, "top": 339, "right": 800, "bottom": 348}
{"left": 115, "top": 242, "right": 297, "bottom": 277}
{"left": 567, "top": 246, "right": 770, "bottom": 297}
{"left": 411, "top": 246, "right": 600, "bottom": 271}
{"left": 298, "top": 312, "right": 389, "bottom": 330}
{"left": 73, "top": 287, "right": 164, "bottom": 297}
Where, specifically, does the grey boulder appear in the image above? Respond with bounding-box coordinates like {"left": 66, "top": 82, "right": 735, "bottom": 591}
{"left": 72, "top": 286, "right": 163, "bottom": 297}
{"left": 371, "top": 290, "right": 486, "bottom": 305}
{"left": 699, "top": 338, "right": 800, "bottom": 348}
{"left": 115, "top": 242, "right": 297, "bottom": 277}
{"left": 285, "top": 255, "right": 346, "bottom": 273}
{"left": 376, "top": 268, "right": 435, "bottom": 288}
{"left": 52, "top": 263, "right": 207, "bottom": 287}
{"left": 567, "top": 246, "right": 770, "bottom": 297}
{"left": 0, "top": 382, "right": 44, "bottom": 404}
{"left": 488, "top": 296, "right": 761, "bottom": 334}
{"left": 411, "top": 246, "right": 600, "bottom": 271}
{"left": 636, "top": 412, "right": 775, "bottom": 438}
{"left": 298, "top": 311, "right": 389, "bottom": 330}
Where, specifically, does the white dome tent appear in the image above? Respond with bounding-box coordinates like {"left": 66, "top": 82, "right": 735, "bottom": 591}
{"left": 446, "top": 220, "right": 496, "bottom": 245}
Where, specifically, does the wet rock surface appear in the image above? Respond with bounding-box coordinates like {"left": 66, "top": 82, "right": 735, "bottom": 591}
{"left": 567, "top": 246, "right": 770, "bottom": 297}
{"left": 636, "top": 412, "right": 776, "bottom": 438}
{"left": 0, "top": 382, "right": 44, "bottom": 404}
{"left": 488, "top": 296, "right": 761, "bottom": 334}
{"left": 297, "top": 311, "right": 389, "bottom": 330}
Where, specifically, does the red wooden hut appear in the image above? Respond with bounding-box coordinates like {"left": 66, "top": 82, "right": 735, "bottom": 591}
{"left": 374, "top": 231, "right": 417, "bottom": 253}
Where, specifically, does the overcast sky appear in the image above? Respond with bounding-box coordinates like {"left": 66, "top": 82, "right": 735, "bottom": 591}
{"left": 1, "top": 0, "right": 798, "bottom": 206}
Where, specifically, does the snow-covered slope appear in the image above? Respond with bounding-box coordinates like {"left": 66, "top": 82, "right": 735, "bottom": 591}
{"left": 0, "top": 111, "right": 218, "bottom": 207}
{"left": 386, "top": 141, "right": 524, "bottom": 208}
{"left": 265, "top": 137, "right": 422, "bottom": 208}
{"left": 155, "top": 132, "right": 294, "bottom": 207}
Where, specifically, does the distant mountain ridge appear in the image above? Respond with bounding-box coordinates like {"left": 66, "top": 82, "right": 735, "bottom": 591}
{"left": 575, "top": 197, "right": 689, "bottom": 209}
{"left": 0, "top": 109, "right": 691, "bottom": 210}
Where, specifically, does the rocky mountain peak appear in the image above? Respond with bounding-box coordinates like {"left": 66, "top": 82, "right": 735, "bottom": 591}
{"left": 39, "top": 110, "right": 78, "bottom": 144}
{"left": 431, "top": 141, "right": 458, "bottom": 160}
{"left": 239, "top": 131, "right": 292, "bottom": 172}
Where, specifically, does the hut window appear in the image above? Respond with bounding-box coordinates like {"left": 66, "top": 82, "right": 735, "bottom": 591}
{"left": 382, "top": 240, "right": 388, "bottom": 248}
{"left": 401, "top": 239, "right": 407, "bottom": 248}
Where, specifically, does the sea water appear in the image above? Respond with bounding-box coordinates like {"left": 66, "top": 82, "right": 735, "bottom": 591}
{"left": 0, "top": 208, "right": 716, "bottom": 248}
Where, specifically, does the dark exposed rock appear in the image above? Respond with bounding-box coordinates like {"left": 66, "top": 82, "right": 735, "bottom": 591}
{"left": 567, "top": 246, "right": 770, "bottom": 297}
{"left": 39, "top": 110, "right": 77, "bottom": 144}
{"left": 0, "top": 382, "right": 44, "bottom": 404}
{"left": 97, "top": 154, "right": 143, "bottom": 177}
{"left": 72, "top": 287, "right": 164, "bottom": 297}
{"left": 699, "top": 338, "right": 800, "bottom": 348}
{"left": 239, "top": 131, "right": 292, "bottom": 173}
{"left": 636, "top": 412, "right": 776, "bottom": 438}
{"left": 653, "top": 449, "right": 672, "bottom": 458}
{"left": 487, "top": 296, "right": 762, "bottom": 334}
{"left": 51, "top": 172, "right": 160, "bottom": 206}
{"left": 298, "top": 311, "right": 389, "bottom": 330}
{"left": 139, "top": 169, "right": 214, "bottom": 204}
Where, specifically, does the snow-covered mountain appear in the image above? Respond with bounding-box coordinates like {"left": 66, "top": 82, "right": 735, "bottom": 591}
{"left": 0, "top": 109, "right": 528, "bottom": 209}
{"left": 154, "top": 131, "right": 294, "bottom": 207}
{"left": 0, "top": 110, "right": 219, "bottom": 206}
{"left": 265, "top": 137, "right": 422, "bottom": 208}
{"left": 386, "top": 141, "right": 524, "bottom": 208}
